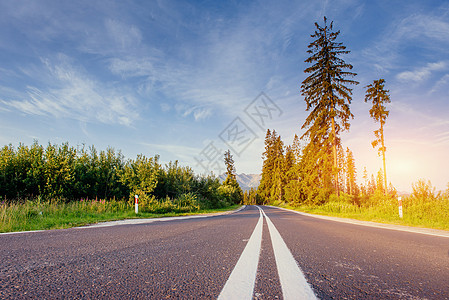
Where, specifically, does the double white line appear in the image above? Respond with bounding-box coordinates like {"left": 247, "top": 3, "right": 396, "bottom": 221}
{"left": 218, "top": 206, "right": 316, "bottom": 300}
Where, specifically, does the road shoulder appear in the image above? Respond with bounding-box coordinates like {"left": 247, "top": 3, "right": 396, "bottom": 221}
{"left": 272, "top": 206, "right": 449, "bottom": 238}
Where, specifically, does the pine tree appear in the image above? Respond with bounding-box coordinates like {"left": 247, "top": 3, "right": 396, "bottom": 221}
{"left": 337, "top": 145, "right": 346, "bottom": 193}
{"left": 222, "top": 150, "right": 243, "bottom": 204}
{"left": 271, "top": 136, "right": 285, "bottom": 203}
{"left": 345, "top": 148, "right": 357, "bottom": 195}
{"left": 298, "top": 139, "right": 334, "bottom": 204}
{"left": 361, "top": 167, "right": 368, "bottom": 195}
{"left": 258, "top": 129, "right": 277, "bottom": 202}
{"left": 376, "top": 169, "right": 384, "bottom": 194}
{"left": 365, "top": 79, "right": 390, "bottom": 196}
{"left": 224, "top": 149, "right": 236, "bottom": 181}
{"left": 368, "top": 174, "right": 376, "bottom": 195}
{"left": 291, "top": 134, "right": 302, "bottom": 161}
{"left": 301, "top": 17, "right": 359, "bottom": 195}
{"left": 284, "top": 136, "right": 305, "bottom": 205}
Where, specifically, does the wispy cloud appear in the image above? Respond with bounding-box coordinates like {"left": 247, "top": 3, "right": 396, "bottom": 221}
{"left": 360, "top": 8, "right": 449, "bottom": 74}
{"left": 1, "top": 55, "right": 138, "bottom": 126}
{"left": 430, "top": 74, "right": 449, "bottom": 94}
{"left": 396, "top": 61, "right": 447, "bottom": 82}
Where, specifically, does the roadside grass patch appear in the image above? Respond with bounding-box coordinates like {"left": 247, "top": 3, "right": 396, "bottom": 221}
{"left": 0, "top": 199, "right": 240, "bottom": 233}
{"left": 282, "top": 194, "right": 449, "bottom": 231}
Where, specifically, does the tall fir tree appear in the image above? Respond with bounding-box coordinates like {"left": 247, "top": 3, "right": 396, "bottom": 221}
{"left": 284, "top": 136, "right": 305, "bottom": 205}
{"left": 222, "top": 149, "right": 243, "bottom": 204}
{"left": 291, "top": 134, "right": 302, "bottom": 161}
{"left": 301, "top": 17, "right": 358, "bottom": 195}
{"left": 345, "top": 148, "right": 357, "bottom": 195}
{"left": 361, "top": 167, "right": 368, "bottom": 195}
{"left": 258, "top": 129, "right": 276, "bottom": 202}
{"left": 224, "top": 149, "right": 236, "bottom": 181}
{"left": 368, "top": 174, "right": 376, "bottom": 195}
{"left": 259, "top": 130, "right": 292, "bottom": 204}
{"left": 271, "top": 136, "right": 285, "bottom": 203}
{"left": 376, "top": 169, "right": 385, "bottom": 194}
{"left": 337, "top": 145, "right": 346, "bottom": 193}
{"left": 365, "top": 79, "right": 390, "bottom": 196}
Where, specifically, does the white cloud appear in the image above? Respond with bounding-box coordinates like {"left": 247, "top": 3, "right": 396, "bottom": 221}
{"left": 105, "top": 19, "right": 142, "bottom": 50}
{"left": 395, "top": 14, "right": 449, "bottom": 44}
{"left": 396, "top": 61, "right": 447, "bottom": 82}
{"left": 430, "top": 74, "right": 449, "bottom": 94}
{"left": 109, "top": 57, "right": 157, "bottom": 78}
{"left": 2, "top": 56, "right": 138, "bottom": 126}
{"left": 361, "top": 10, "right": 449, "bottom": 75}
{"left": 193, "top": 107, "right": 212, "bottom": 121}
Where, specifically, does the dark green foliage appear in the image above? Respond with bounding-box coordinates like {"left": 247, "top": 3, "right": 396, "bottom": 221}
{"left": 258, "top": 130, "right": 282, "bottom": 203}
{"left": 0, "top": 141, "right": 233, "bottom": 209}
{"left": 0, "top": 142, "right": 128, "bottom": 202}
{"left": 258, "top": 130, "right": 296, "bottom": 205}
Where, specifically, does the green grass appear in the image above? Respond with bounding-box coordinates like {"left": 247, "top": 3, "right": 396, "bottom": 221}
{"left": 0, "top": 200, "right": 241, "bottom": 233}
{"left": 280, "top": 197, "right": 449, "bottom": 231}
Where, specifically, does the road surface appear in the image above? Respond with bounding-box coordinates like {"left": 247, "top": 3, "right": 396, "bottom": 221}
{"left": 1, "top": 205, "right": 448, "bottom": 299}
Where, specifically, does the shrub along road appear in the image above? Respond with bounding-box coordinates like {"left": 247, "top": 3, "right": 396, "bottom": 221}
{"left": 0, "top": 206, "right": 448, "bottom": 299}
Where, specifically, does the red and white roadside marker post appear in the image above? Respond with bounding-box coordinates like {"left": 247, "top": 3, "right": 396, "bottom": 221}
{"left": 398, "top": 196, "right": 403, "bottom": 218}
{"left": 135, "top": 194, "right": 139, "bottom": 214}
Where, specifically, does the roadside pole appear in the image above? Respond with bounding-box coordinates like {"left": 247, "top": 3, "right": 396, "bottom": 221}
{"left": 135, "top": 195, "right": 139, "bottom": 214}
{"left": 398, "top": 196, "right": 403, "bottom": 218}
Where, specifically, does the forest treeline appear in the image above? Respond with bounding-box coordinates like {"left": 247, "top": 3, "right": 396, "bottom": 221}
{"left": 244, "top": 17, "right": 449, "bottom": 210}
{"left": 244, "top": 129, "right": 449, "bottom": 206}
{"left": 245, "top": 130, "right": 392, "bottom": 205}
{"left": 0, "top": 141, "right": 242, "bottom": 209}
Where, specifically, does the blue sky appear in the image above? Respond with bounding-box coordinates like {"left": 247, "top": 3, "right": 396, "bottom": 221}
{"left": 1, "top": 0, "right": 448, "bottom": 192}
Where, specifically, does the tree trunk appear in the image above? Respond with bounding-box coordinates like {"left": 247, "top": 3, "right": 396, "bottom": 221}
{"left": 381, "top": 122, "right": 387, "bottom": 196}
{"left": 331, "top": 115, "right": 339, "bottom": 196}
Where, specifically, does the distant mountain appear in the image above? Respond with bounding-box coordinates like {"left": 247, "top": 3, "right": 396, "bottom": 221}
{"left": 219, "top": 173, "right": 261, "bottom": 191}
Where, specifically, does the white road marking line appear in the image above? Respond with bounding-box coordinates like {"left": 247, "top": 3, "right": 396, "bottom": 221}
{"left": 218, "top": 208, "right": 263, "bottom": 300}
{"left": 262, "top": 209, "right": 317, "bottom": 300}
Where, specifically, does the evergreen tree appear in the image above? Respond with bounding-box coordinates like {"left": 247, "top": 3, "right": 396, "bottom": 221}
{"left": 258, "top": 129, "right": 277, "bottom": 202}
{"left": 271, "top": 136, "right": 285, "bottom": 203}
{"left": 224, "top": 149, "right": 236, "bottom": 181}
{"left": 368, "top": 174, "right": 376, "bottom": 195}
{"left": 365, "top": 79, "right": 390, "bottom": 196}
{"left": 376, "top": 169, "right": 384, "bottom": 194}
{"left": 298, "top": 139, "right": 334, "bottom": 204}
{"left": 337, "top": 145, "right": 346, "bottom": 193}
{"left": 362, "top": 167, "right": 368, "bottom": 195}
{"left": 345, "top": 148, "right": 357, "bottom": 195}
{"left": 301, "top": 17, "right": 358, "bottom": 195}
{"left": 221, "top": 150, "right": 243, "bottom": 204}
{"left": 284, "top": 136, "right": 305, "bottom": 205}
{"left": 291, "top": 134, "right": 302, "bottom": 162}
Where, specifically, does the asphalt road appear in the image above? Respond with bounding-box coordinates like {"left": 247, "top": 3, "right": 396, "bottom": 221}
{"left": 1, "top": 205, "right": 448, "bottom": 299}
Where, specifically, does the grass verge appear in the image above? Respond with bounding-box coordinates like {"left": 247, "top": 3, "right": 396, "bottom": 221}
{"left": 0, "top": 200, "right": 241, "bottom": 233}
{"left": 279, "top": 200, "right": 449, "bottom": 231}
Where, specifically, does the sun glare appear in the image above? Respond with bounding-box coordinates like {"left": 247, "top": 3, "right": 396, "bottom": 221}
{"left": 390, "top": 159, "right": 415, "bottom": 174}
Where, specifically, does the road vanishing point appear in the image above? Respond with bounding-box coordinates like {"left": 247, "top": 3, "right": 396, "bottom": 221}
{"left": 1, "top": 206, "right": 448, "bottom": 299}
